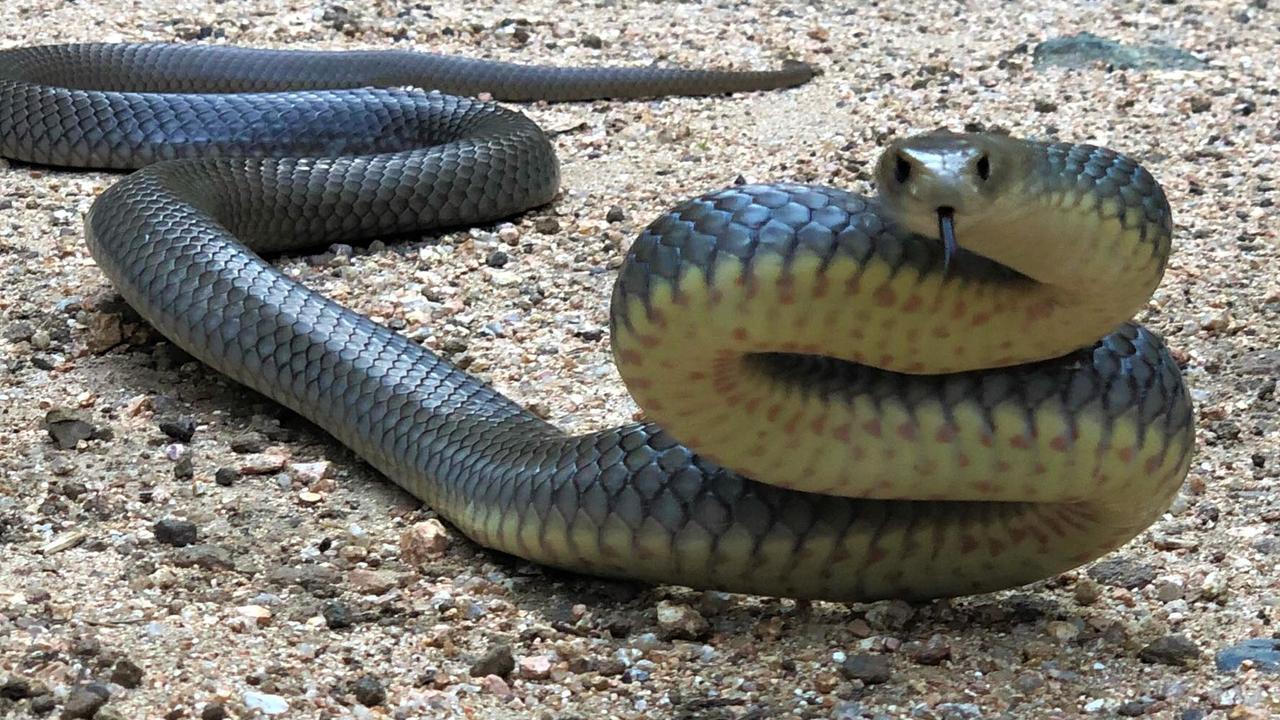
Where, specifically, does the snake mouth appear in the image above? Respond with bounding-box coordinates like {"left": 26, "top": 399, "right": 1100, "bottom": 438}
{"left": 937, "top": 206, "right": 958, "bottom": 271}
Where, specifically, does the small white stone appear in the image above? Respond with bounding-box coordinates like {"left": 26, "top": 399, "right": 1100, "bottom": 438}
{"left": 243, "top": 691, "right": 289, "bottom": 714}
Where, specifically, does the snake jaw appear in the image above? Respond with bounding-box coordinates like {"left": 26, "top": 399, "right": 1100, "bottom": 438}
{"left": 937, "top": 207, "right": 958, "bottom": 272}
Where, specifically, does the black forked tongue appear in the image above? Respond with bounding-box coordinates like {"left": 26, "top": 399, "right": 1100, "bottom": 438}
{"left": 937, "top": 207, "right": 958, "bottom": 273}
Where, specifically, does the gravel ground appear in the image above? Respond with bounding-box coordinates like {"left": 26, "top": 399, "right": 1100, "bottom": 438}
{"left": 2, "top": 1, "right": 1279, "bottom": 718}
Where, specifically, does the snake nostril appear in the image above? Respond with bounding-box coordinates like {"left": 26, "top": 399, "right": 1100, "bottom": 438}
{"left": 894, "top": 154, "right": 912, "bottom": 184}
{"left": 976, "top": 154, "right": 991, "bottom": 181}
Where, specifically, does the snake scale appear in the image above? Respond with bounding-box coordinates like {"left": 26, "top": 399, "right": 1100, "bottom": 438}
{"left": 0, "top": 42, "right": 1194, "bottom": 601}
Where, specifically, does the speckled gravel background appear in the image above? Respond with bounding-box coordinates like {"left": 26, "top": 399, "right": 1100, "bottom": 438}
{"left": 2, "top": 1, "right": 1279, "bottom": 718}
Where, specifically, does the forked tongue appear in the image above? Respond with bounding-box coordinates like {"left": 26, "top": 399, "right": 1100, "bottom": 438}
{"left": 937, "top": 207, "right": 958, "bottom": 272}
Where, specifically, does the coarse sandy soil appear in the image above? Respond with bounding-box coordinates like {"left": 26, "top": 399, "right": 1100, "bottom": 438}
{"left": 2, "top": 1, "right": 1279, "bottom": 718}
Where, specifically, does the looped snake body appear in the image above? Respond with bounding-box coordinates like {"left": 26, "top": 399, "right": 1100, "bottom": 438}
{"left": 0, "top": 42, "right": 1195, "bottom": 601}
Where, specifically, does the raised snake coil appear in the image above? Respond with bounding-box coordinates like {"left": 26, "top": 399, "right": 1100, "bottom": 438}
{"left": 0, "top": 43, "right": 1194, "bottom": 601}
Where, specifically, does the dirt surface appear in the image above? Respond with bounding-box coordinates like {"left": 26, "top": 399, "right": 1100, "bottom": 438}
{"left": 2, "top": 1, "right": 1279, "bottom": 718}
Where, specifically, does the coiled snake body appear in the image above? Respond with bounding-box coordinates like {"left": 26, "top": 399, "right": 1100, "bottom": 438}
{"left": 0, "top": 43, "right": 1194, "bottom": 601}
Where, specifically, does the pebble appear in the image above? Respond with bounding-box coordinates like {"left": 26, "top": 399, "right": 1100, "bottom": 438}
{"left": 3, "top": 320, "right": 34, "bottom": 343}
{"left": 32, "top": 694, "right": 57, "bottom": 714}
{"left": 605, "top": 205, "right": 625, "bottom": 222}
{"left": 518, "top": 655, "right": 553, "bottom": 680}
{"left": 236, "top": 605, "right": 272, "bottom": 625}
{"left": 470, "top": 644, "right": 515, "bottom": 678}
{"left": 935, "top": 703, "right": 982, "bottom": 719}
{"left": 352, "top": 675, "right": 386, "bottom": 707}
{"left": 238, "top": 453, "right": 289, "bottom": 475}
{"left": 200, "top": 703, "right": 228, "bottom": 720}
{"left": 153, "top": 518, "right": 199, "bottom": 547}
{"left": 906, "top": 634, "right": 952, "bottom": 665}
{"left": 400, "top": 519, "right": 450, "bottom": 563}
{"left": 1, "top": 675, "right": 42, "bottom": 699}
{"left": 289, "top": 461, "right": 331, "bottom": 484}
{"left": 324, "top": 601, "right": 355, "bottom": 629}
{"left": 44, "top": 408, "right": 100, "bottom": 449}
{"left": 172, "top": 545, "right": 233, "bottom": 570}
{"left": 109, "top": 659, "right": 144, "bottom": 689}
{"left": 1046, "top": 621, "right": 1082, "bottom": 642}
{"left": 490, "top": 270, "right": 520, "bottom": 286}
{"left": 158, "top": 417, "right": 196, "bottom": 442}
{"left": 214, "top": 467, "right": 238, "bottom": 487}
{"left": 480, "top": 674, "right": 512, "bottom": 698}
{"left": 497, "top": 225, "right": 520, "bottom": 244}
{"left": 840, "top": 654, "right": 892, "bottom": 684}
{"left": 534, "top": 217, "right": 560, "bottom": 234}
{"left": 655, "top": 600, "right": 709, "bottom": 640}
{"left": 1139, "top": 634, "right": 1202, "bottom": 666}
{"left": 1088, "top": 558, "right": 1156, "bottom": 589}
{"left": 1154, "top": 576, "right": 1186, "bottom": 602}
{"left": 243, "top": 690, "right": 289, "bottom": 715}
{"left": 1215, "top": 639, "right": 1280, "bottom": 673}
{"left": 229, "top": 432, "right": 268, "bottom": 453}
{"left": 865, "top": 600, "right": 915, "bottom": 629}
{"left": 485, "top": 249, "right": 509, "bottom": 267}
{"left": 1118, "top": 699, "right": 1154, "bottom": 716}
{"left": 349, "top": 568, "right": 398, "bottom": 595}
{"left": 61, "top": 683, "right": 110, "bottom": 719}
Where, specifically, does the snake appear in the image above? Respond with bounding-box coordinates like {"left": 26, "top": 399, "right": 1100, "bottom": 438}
{"left": 0, "top": 42, "right": 1194, "bottom": 602}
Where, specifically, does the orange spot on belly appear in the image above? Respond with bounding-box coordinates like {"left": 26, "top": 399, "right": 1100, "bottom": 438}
{"left": 833, "top": 424, "right": 851, "bottom": 442}
{"left": 971, "top": 312, "right": 991, "bottom": 327}
{"left": 1025, "top": 299, "right": 1056, "bottom": 321}
{"left": 617, "top": 349, "right": 644, "bottom": 366}
{"left": 1144, "top": 455, "right": 1162, "bottom": 474}
{"left": 1116, "top": 447, "right": 1134, "bottom": 463}
{"left": 959, "top": 535, "right": 978, "bottom": 554}
{"left": 957, "top": 453, "right": 971, "bottom": 467}
{"left": 1050, "top": 435, "right": 1069, "bottom": 452}
{"left": 935, "top": 425, "right": 958, "bottom": 443}
{"left": 862, "top": 419, "right": 883, "bottom": 438}
{"left": 637, "top": 334, "right": 661, "bottom": 348}
{"left": 896, "top": 422, "right": 917, "bottom": 440}
{"left": 873, "top": 286, "right": 897, "bottom": 307}
{"left": 688, "top": 371, "right": 706, "bottom": 381}
{"left": 811, "top": 416, "right": 827, "bottom": 435}
{"left": 932, "top": 326, "right": 951, "bottom": 339}
{"left": 766, "top": 404, "right": 782, "bottom": 422}
{"left": 1009, "top": 435, "right": 1031, "bottom": 449}
{"left": 972, "top": 480, "right": 994, "bottom": 494}
{"left": 732, "top": 327, "right": 749, "bottom": 342}
{"left": 902, "top": 295, "right": 923, "bottom": 312}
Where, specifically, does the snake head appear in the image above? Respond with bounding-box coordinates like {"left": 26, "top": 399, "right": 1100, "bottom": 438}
{"left": 875, "top": 131, "right": 1031, "bottom": 268}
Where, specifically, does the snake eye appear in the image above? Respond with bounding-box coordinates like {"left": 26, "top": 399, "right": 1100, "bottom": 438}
{"left": 976, "top": 154, "right": 991, "bottom": 181}
{"left": 894, "top": 154, "right": 912, "bottom": 184}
